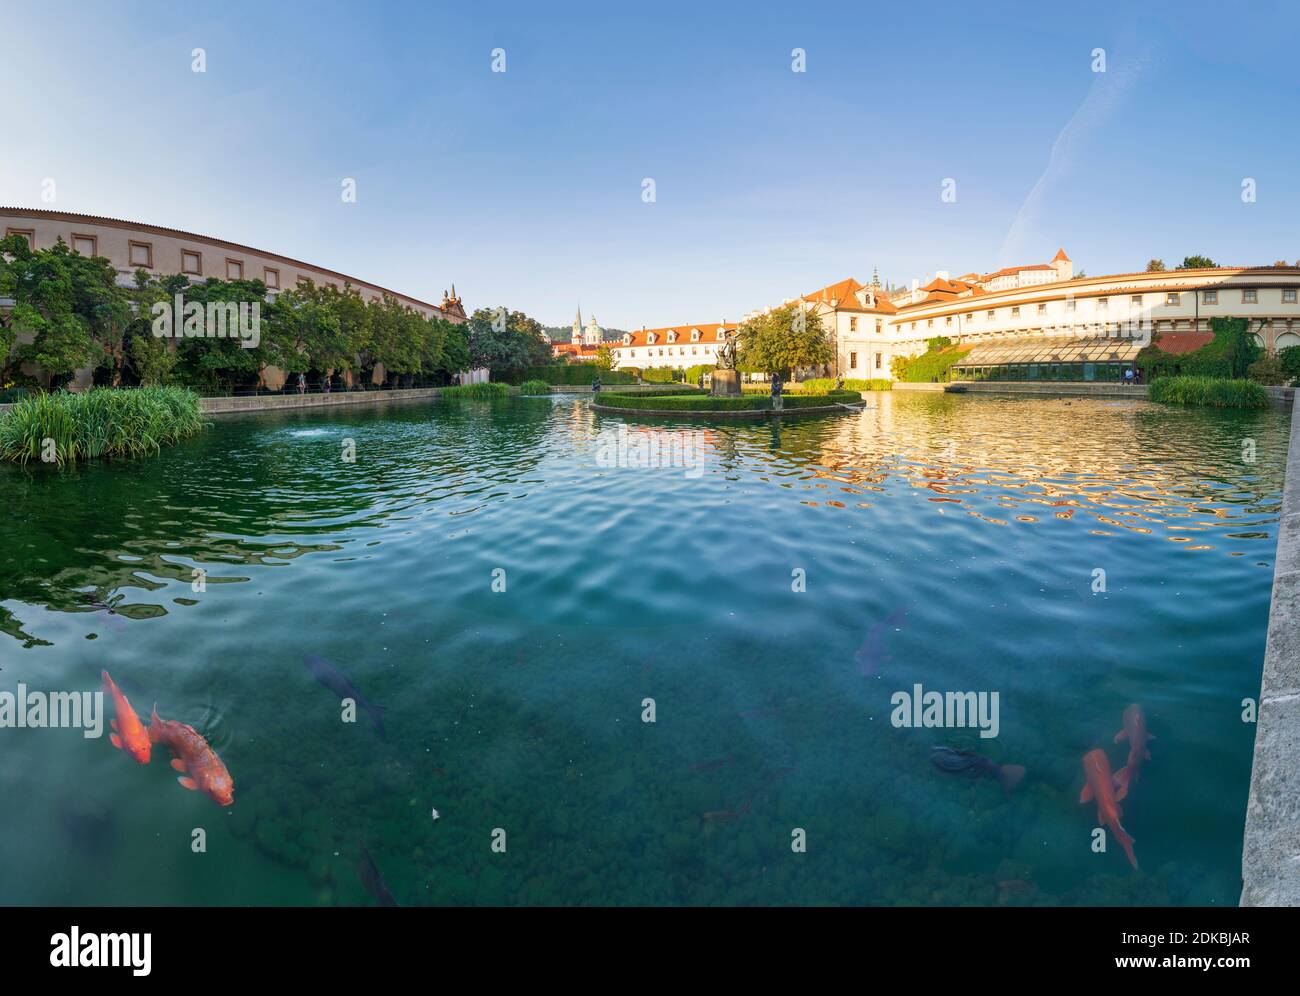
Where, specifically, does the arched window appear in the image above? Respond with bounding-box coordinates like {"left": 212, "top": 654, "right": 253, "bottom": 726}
{"left": 667, "top": 330, "right": 678, "bottom": 343}
{"left": 690, "top": 328, "right": 701, "bottom": 341}
{"left": 647, "top": 332, "right": 657, "bottom": 345}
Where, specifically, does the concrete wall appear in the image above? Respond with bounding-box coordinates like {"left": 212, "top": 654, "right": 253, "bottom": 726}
{"left": 200, "top": 388, "right": 442, "bottom": 414}
{"left": 1242, "top": 391, "right": 1300, "bottom": 906}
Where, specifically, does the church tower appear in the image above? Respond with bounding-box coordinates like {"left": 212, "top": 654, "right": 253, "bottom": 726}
{"left": 572, "top": 307, "right": 583, "bottom": 346}
{"left": 584, "top": 312, "right": 602, "bottom": 346}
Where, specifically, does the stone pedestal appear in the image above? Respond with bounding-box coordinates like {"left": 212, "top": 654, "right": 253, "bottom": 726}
{"left": 711, "top": 369, "right": 741, "bottom": 397}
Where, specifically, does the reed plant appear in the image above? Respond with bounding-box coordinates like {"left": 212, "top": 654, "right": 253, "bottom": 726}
{"left": 0, "top": 386, "right": 207, "bottom": 464}
{"left": 1148, "top": 376, "right": 1270, "bottom": 409}
{"left": 440, "top": 382, "right": 511, "bottom": 399}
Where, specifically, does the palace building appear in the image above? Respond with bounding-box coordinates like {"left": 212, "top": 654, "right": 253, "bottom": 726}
{"left": 1, "top": 207, "right": 466, "bottom": 389}
{"left": 862, "top": 253, "right": 1300, "bottom": 382}
{"left": 632, "top": 249, "right": 1300, "bottom": 384}
{"left": 606, "top": 322, "right": 735, "bottom": 371}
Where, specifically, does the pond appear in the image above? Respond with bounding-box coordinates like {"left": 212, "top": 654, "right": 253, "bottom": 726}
{"left": 0, "top": 391, "right": 1288, "bottom": 905}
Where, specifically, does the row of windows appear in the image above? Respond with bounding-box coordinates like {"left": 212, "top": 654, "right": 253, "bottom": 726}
{"left": 618, "top": 345, "right": 718, "bottom": 358}
{"left": 908, "top": 288, "right": 1300, "bottom": 330}
{"left": 630, "top": 330, "right": 726, "bottom": 345}
{"left": 4, "top": 227, "right": 437, "bottom": 316}
{"left": 848, "top": 351, "right": 884, "bottom": 370}
{"left": 847, "top": 317, "right": 886, "bottom": 333}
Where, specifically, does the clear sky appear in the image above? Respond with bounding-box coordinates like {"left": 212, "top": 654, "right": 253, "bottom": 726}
{"left": 3, "top": 0, "right": 1298, "bottom": 330}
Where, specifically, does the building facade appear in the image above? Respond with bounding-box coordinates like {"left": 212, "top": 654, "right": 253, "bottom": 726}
{"left": 607, "top": 322, "right": 734, "bottom": 371}
{"left": 1, "top": 207, "right": 465, "bottom": 389}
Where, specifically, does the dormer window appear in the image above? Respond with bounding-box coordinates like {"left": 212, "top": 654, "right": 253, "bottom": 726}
{"left": 647, "top": 332, "right": 657, "bottom": 345}
{"left": 622, "top": 333, "right": 632, "bottom": 345}
{"left": 716, "top": 329, "right": 726, "bottom": 341}
{"left": 690, "top": 328, "right": 701, "bottom": 341}
{"left": 667, "top": 330, "right": 678, "bottom": 343}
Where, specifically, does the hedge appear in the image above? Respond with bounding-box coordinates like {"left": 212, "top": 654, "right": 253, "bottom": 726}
{"left": 595, "top": 390, "right": 862, "bottom": 412}
{"left": 502, "top": 365, "right": 636, "bottom": 386}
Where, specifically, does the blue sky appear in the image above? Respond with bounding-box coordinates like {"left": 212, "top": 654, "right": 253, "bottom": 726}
{"left": 3, "top": 0, "right": 1298, "bottom": 329}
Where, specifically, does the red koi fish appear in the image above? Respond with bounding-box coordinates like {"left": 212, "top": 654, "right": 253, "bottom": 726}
{"left": 1113, "top": 703, "right": 1154, "bottom": 800}
{"left": 102, "top": 670, "right": 151, "bottom": 764}
{"left": 148, "top": 705, "right": 234, "bottom": 806}
{"left": 1080, "top": 748, "right": 1137, "bottom": 869}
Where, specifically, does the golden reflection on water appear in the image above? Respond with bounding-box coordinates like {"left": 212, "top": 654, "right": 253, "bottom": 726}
{"left": 803, "top": 394, "right": 1289, "bottom": 555}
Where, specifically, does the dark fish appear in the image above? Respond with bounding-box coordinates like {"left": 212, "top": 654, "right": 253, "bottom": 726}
{"left": 57, "top": 798, "right": 116, "bottom": 856}
{"left": 356, "top": 846, "right": 399, "bottom": 907}
{"left": 856, "top": 608, "right": 907, "bottom": 676}
{"left": 303, "top": 655, "right": 386, "bottom": 735}
{"left": 689, "top": 755, "right": 731, "bottom": 773}
{"left": 930, "top": 746, "right": 1025, "bottom": 794}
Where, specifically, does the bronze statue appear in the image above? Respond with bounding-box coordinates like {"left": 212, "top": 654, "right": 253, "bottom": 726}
{"left": 717, "top": 335, "right": 737, "bottom": 370}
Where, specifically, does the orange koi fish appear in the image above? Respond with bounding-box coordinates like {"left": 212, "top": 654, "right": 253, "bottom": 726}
{"left": 148, "top": 705, "right": 234, "bottom": 806}
{"left": 1080, "top": 748, "right": 1137, "bottom": 869}
{"left": 101, "top": 670, "right": 151, "bottom": 765}
{"left": 1113, "top": 703, "right": 1154, "bottom": 799}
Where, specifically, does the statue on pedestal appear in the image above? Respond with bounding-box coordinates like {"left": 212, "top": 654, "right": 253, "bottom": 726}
{"left": 711, "top": 334, "right": 741, "bottom": 397}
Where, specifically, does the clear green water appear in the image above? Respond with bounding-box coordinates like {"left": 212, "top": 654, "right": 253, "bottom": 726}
{"left": 0, "top": 392, "right": 1289, "bottom": 906}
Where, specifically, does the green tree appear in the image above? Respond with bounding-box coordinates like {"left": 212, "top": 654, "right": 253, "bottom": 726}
{"left": 735, "top": 305, "right": 833, "bottom": 380}
{"left": 1177, "top": 255, "right": 1217, "bottom": 270}
{"left": 1146, "top": 259, "right": 1166, "bottom": 272}
{"left": 0, "top": 236, "right": 118, "bottom": 388}
{"left": 124, "top": 270, "right": 186, "bottom": 385}
{"left": 466, "top": 307, "right": 551, "bottom": 378}
{"left": 170, "top": 278, "right": 269, "bottom": 393}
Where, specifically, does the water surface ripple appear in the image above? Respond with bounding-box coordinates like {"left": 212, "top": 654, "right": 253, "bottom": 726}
{"left": 0, "top": 392, "right": 1287, "bottom": 905}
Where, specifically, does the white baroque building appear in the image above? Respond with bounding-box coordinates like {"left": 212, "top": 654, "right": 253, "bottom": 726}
{"left": 607, "top": 322, "right": 735, "bottom": 371}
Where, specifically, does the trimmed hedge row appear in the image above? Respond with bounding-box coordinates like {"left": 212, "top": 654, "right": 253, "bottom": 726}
{"left": 595, "top": 390, "right": 862, "bottom": 412}
{"left": 502, "top": 365, "right": 636, "bottom": 385}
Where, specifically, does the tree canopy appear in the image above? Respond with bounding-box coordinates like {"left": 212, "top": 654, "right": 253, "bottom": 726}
{"left": 735, "top": 305, "right": 833, "bottom": 380}
{"left": 1, "top": 236, "right": 472, "bottom": 392}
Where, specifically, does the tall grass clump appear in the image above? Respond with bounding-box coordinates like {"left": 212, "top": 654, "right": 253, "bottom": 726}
{"left": 440, "top": 382, "right": 511, "bottom": 399}
{"left": 800, "top": 378, "right": 892, "bottom": 393}
{"left": 1148, "top": 376, "right": 1270, "bottom": 409}
{"left": 0, "top": 386, "right": 207, "bottom": 464}
{"left": 517, "top": 379, "right": 552, "bottom": 396}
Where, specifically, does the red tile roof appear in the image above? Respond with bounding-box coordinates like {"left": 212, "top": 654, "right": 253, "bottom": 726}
{"left": 614, "top": 323, "right": 732, "bottom": 348}
{"left": 1151, "top": 331, "right": 1215, "bottom": 355}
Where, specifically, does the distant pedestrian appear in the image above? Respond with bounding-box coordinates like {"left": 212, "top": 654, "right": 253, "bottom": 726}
{"left": 296, "top": 372, "right": 306, "bottom": 394}
{"left": 1124, "top": 367, "right": 1134, "bottom": 385}
{"left": 592, "top": 375, "right": 601, "bottom": 394}
{"left": 323, "top": 377, "right": 332, "bottom": 394}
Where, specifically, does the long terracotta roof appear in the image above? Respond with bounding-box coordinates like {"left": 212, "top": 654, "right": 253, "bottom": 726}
{"left": 613, "top": 322, "right": 732, "bottom": 348}
{"left": 0, "top": 206, "right": 451, "bottom": 316}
